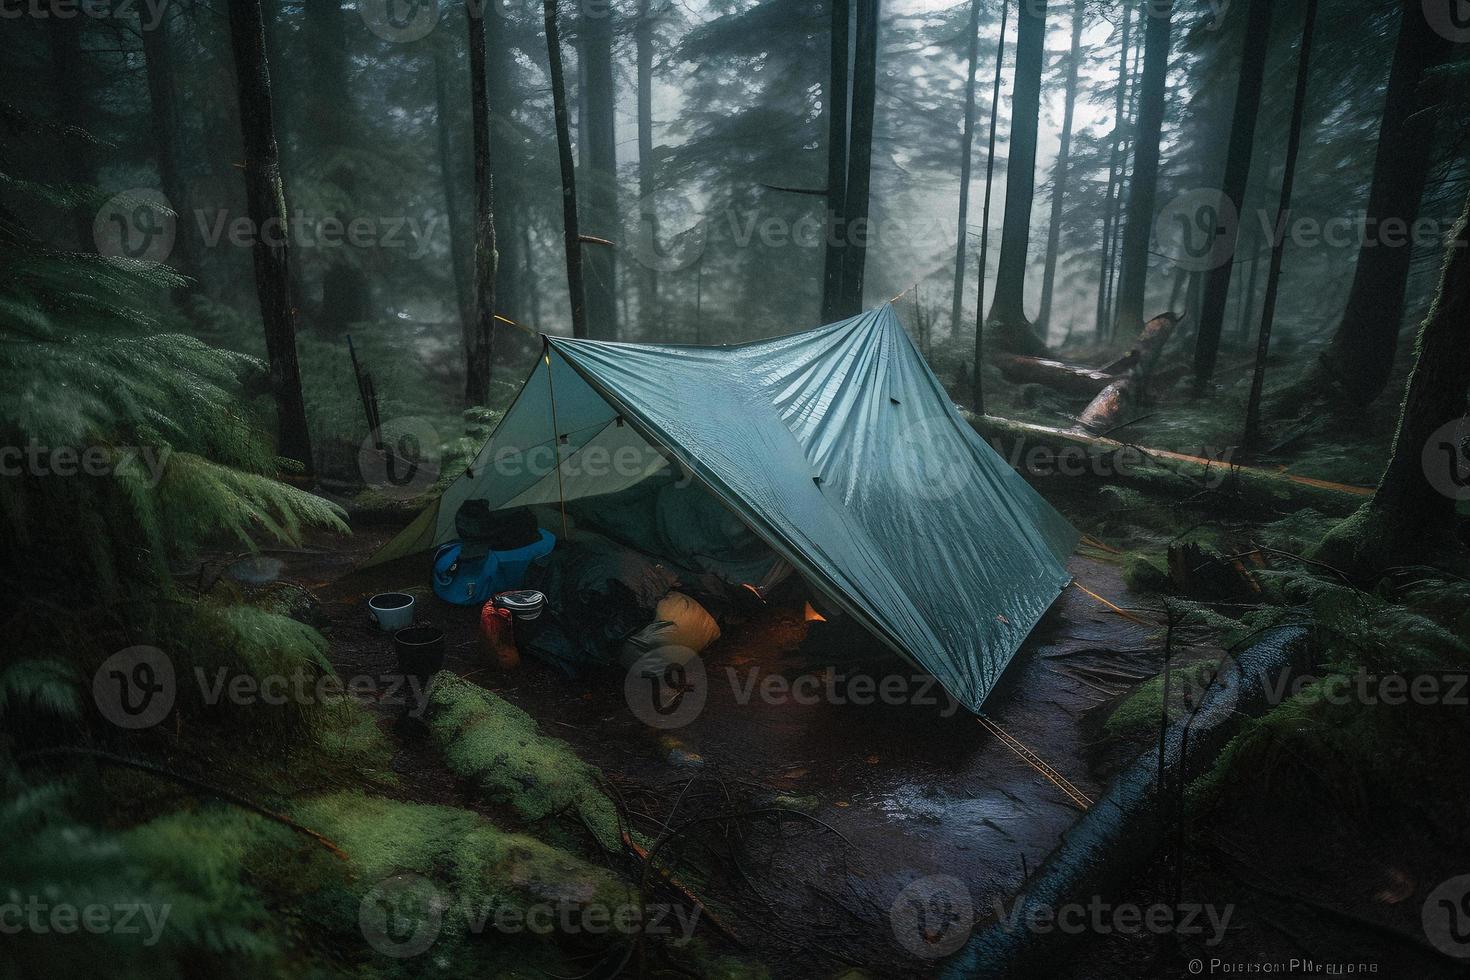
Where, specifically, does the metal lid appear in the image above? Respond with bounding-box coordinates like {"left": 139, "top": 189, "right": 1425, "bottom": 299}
{"left": 494, "top": 590, "right": 546, "bottom": 616}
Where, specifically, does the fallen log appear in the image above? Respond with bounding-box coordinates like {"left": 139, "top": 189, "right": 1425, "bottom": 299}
{"left": 995, "top": 355, "right": 1118, "bottom": 398}
{"left": 1074, "top": 312, "right": 1181, "bottom": 433}
{"left": 968, "top": 413, "right": 1372, "bottom": 515}
{"left": 940, "top": 627, "right": 1313, "bottom": 979}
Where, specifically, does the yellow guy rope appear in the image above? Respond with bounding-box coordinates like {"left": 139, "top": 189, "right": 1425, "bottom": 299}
{"left": 977, "top": 713, "right": 1094, "bottom": 811}
{"left": 1071, "top": 580, "right": 1155, "bottom": 627}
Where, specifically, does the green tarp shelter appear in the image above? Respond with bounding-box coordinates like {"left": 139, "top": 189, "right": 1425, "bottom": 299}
{"left": 373, "top": 305, "right": 1077, "bottom": 711}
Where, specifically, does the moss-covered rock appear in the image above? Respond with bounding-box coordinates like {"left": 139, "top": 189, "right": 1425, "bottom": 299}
{"left": 425, "top": 672, "right": 623, "bottom": 853}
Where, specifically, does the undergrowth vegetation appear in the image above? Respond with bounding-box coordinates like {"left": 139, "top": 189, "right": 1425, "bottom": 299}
{"left": 1, "top": 161, "right": 757, "bottom": 979}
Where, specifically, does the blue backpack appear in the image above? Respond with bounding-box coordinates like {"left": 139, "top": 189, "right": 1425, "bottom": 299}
{"left": 431, "top": 529, "right": 557, "bottom": 606}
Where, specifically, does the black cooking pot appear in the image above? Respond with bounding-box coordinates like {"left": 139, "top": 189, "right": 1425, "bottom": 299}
{"left": 393, "top": 625, "right": 446, "bottom": 680}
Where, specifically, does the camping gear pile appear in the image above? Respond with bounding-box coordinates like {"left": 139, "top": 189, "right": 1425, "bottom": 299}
{"left": 432, "top": 504, "right": 555, "bottom": 606}
{"left": 371, "top": 306, "right": 1077, "bottom": 713}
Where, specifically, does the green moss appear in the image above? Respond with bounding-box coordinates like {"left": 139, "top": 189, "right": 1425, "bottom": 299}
{"left": 425, "top": 673, "right": 623, "bottom": 853}
{"left": 1122, "top": 553, "right": 1172, "bottom": 593}
{"left": 1103, "top": 659, "right": 1230, "bottom": 740}
{"left": 294, "top": 792, "right": 628, "bottom": 912}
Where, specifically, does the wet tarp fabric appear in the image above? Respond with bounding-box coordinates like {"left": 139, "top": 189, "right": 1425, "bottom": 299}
{"left": 370, "top": 306, "right": 1077, "bottom": 712}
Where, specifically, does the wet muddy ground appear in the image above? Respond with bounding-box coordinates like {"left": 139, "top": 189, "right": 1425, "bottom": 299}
{"left": 247, "top": 523, "right": 1175, "bottom": 977}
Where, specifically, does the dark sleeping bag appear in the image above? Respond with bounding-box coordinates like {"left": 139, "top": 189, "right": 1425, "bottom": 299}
{"left": 520, "top": 532, "right": 679, "bottom": 675}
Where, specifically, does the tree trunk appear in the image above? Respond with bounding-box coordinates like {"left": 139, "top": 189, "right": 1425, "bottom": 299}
{"left": 1073, "top": 312, "right": 1181, "bottom": 433}
{"left": 48, "top": 18, "right": 96, "bottom": 249}
{"left": 139, "top": 11, "right": 196, "bottom": 290}
{"left": 1103, "top": 34, "right": 1144, "bottom": 336}
{"left": 949, "top": 0, "right": 983, "bottom": 334}
{"left": 985, "top": 0, "right": 1046, "bottom": 355}
{"left": 1094, "top": 0, "right": 1133, "bottom": 338}
{"left": 1314, "top": 186, "right": 1470, "bottom": 575}
{"left": 466, "top": 0, "right": 499, "bottom": 405}
{"left": 1037, "top": 0, "right": 1085, "bottom": 336}
{"left": 1191, "top": 0, "right": 1272, "bottom": 393}
{"left": 580, "top": 2, "right": 619, "bottom": 339}
{"left": 1241, "top": 0, "right": 1317, "bottom": 453}
{"left": 226, "top": 0, "right": 313, "bottom": 473}
{"left": 433, "top": 39, "right": 474, "bottom": 337}
{"left": 635, "top": 0, "right": 658, "bottom": 330}
{"left": 1110, "top": 0, "right": 1173, "bottom": 338}
{"left": 971, "top": 0, "right": 1009, "bottom": 413}
{"left": 544, "top": 0, "right": 588, "bottom": 338}
{"left": 821, "top": 0, "right": 850, "bottom": 323}
{"left": 1295, "top": 1, "right": 1453, "bottom": 411}
{"left": 1234, "top": 223, "right": 1261, "bottom": 342}
{"left": 836, "top": 0, "right": 879, "bottom": 319}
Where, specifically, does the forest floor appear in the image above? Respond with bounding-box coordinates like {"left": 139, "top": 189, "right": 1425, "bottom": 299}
{"left": 257, "top": 512, "right": 1469, "bottom": 979}
{"left": 268, "top": 524, "right": 1167, "bottom": 976}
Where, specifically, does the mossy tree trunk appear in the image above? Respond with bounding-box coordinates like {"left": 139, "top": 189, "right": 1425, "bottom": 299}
{"left": 433, "top": 36, "right": 474, "bottom": 338}
{"left": 580, "top": 2, "right": 619, "bottom": 339}
{"left": 544, "top": 0, "right": 588, "bottom": 339}
{"left": 1110, "top": 0, "right": 1172, "bottom": 340}
{"left": 226, "top": 0, "right": 314, "bottom": 474}
{"left": 1190, "top": 0, "right": 1271, "bottom": 393}
{"left": 1094, "top": 0, "right": 1133, "bottom": 339}
{"left": 985, "top": 0, "right": 1046, "bottom": 355}
{"left": 820, "top": 0, "right": 850, "bottom": 323}
{"left": 466, "top": 1, "right": 498, "bottom": 405}
{"left": 1314, "top": 187, "right": 1470, "bottom": 576}
{"left": 635, "top": 0, "right": 658, "bottom": 330}
{"left": 949, "top": 0, "right": 983, "bottom": 336}
{"left": 1037, "top": 0, "right": 1085, "bottom": 337}
{"left": 971, "top": 0, "right": 1009, "bottom": 414}
{"left": 1241, "top": 0, "right": 1317, "bottom": 453}
{"left": 1287, "top": 2, "right": 1453, "bottom": 414}
{"left": 836, "top": 0, "right": 879, "bottom": 319}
